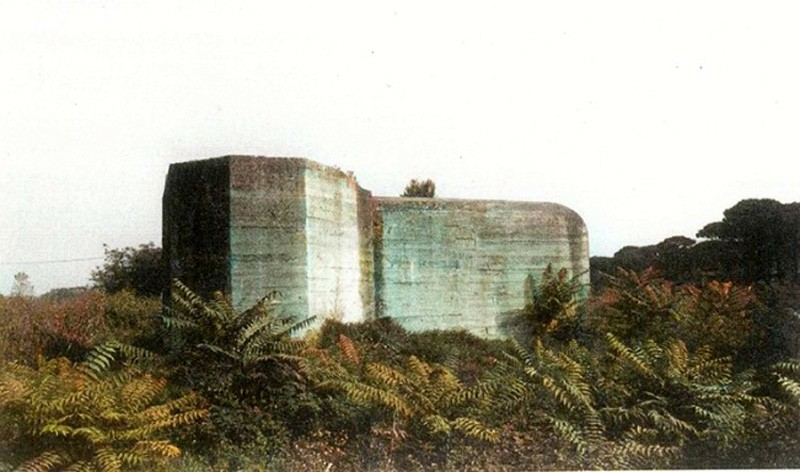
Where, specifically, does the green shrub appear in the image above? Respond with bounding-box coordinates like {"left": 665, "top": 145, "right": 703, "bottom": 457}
{"left": 521, "top": 264, "right": 583, "bottom": 341}
{"left": 162, "top": 280, "right": 315, "bottom": 453}
{"left": 91, "top": 242, "right": 165, "bottom": 297}
{"left": 103, "top": 290, "right": 162, "bottom": 349}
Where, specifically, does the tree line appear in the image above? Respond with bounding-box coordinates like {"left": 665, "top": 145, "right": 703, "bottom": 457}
{"left": 591, "top": 198, "right": 800, "bottom": 290}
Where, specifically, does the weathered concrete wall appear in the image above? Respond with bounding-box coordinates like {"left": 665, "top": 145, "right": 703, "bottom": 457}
{"left": 164, "top": 156, "right": 374, "bottom": 327}
{"left": 303, "top": 161, "right": 373, "bottom": 323}
{"left": 163, "top": 158, "right": 231, "bottom": 298}
{"left": 164, "top": 156, "right": 590, "bottom": 339}
{"left": 229, "top": 157, "right": 309, "bottom": 315}
{"left": 373, "top": 198, "right": 589, "bottom": 338}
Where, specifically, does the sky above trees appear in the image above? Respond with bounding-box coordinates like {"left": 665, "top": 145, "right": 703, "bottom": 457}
{"left": 1, "top": 1, "right": 799, "bottom": 294}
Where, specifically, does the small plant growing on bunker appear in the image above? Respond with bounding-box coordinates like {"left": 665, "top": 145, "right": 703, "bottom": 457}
{"left": 401, "top": 178, "right": 436, "bottom": 198}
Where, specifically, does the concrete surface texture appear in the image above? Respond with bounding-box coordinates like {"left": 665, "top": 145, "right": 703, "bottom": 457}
{"left": 373, "top": 198, "right": 589, "bottom": 338}
{"left": 163, "top": 156, "right": 589, "bottom": 338}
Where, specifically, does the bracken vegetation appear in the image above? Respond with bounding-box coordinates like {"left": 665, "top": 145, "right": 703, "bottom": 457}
{"left": 2, "top": 234, "right": 800, "bottom": 469}
{"left": 0, "top": 342, "right": 207, "bottom": 471}
{"left": 314, "top": 335, "right": 498, "bottom": 444}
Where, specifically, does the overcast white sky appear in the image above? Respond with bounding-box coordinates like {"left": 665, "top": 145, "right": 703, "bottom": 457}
{"left": 1, "top": 1, "right": 799, "bottom": 295}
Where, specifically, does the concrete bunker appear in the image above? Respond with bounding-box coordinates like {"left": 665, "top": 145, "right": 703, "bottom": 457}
{"left": 163, "top": 156, "right": 589, "bottom": 339}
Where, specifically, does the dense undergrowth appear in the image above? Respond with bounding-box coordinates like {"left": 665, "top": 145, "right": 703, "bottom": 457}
{"left": 2, "top": 268, "right": 800, "bottom": 471}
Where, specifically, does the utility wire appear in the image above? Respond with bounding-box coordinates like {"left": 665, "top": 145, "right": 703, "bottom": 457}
{"left": 0, "top": 256, "right": 103, "bottom": 266}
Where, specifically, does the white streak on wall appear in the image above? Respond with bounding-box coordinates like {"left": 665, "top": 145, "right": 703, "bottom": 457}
{"left": 304, "top": 165, "right": 365, "bottom": 323}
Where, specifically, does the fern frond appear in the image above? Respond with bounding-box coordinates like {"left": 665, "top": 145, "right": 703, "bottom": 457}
{"left": 3, "top": 354, "right": 204, "bottom": 471}
{"left": 554, "top": 350, "right": 587, "bottom": 382}
{"left": 522, "top": 366, "right": 539, "bottom": 380}
{"left": 403, "top": 388, "right": 438, "bottom": 417}
{"left": 0, "top": 375, "right": 28, "bottom": 406}
{"left": 336, "top": 380, "right": 413, "bottom": 418}
{"left": 666, "top": 339, "right": 689, "bottom": 376}
{"left": 542, "top": 375, "right": 581, "bottom": 412}
{"left": 686, "top": 356, "right": 733, "bottom": 383}
{"left": 641, "top": 339, "right": 664, "bottom": 364}
{"left": 159, "top": 308, "right": 197, "bottom": 330}
{"left": 561, "top": 378, "right": 594, "bottom": 411}
{"left": 236, "top": 309, "right": 279, "bottom": 347}
{"left": 421, "top": 414, "right": 451, "bottom": 435}
{"left": 589, "top": 414, "right": 608, "bottom": 438}
{"left": 507, "top": 339, "right": 534, "bottom": 366}
{"left": 16, "top": 451, "right": 68, "bottom": 472}
{"left": 772, "top": 360, "right": 800, "bottom": 374}
{"left": 132, "top": 440, "right": 181, "bottom": 459}
{"left": 337, "top": 334, "right": 361, "bottom": 365}
{"left": 81, "top": 342, "right": 118, "bottom": 375}
{"left": 777, "top": 375, "right": 800, "bottom": 405}
{"left": 615, "top": 440, "right": 680, "bottom": 468}
{"left": 121, "top": 376, "right": 167, "bottom": 413}
{"left": 62, "top": 460, "right": 93, "bottom": 472}
{"left": 621, "top": 424, "right": 659, "bottom": 442}
{"left": 605, "top": 333, "right": 656, "bottom": 378}
{"left": 249, "top": 353, "right": 304, "bottom": 367}
{"left": 197, "top": 343, "right": 239, "bottom": 362}
{"left": 93, "top": 448, "right": 122, "bottom": 472}
{"left": 549, "top": 416, "right": 589, "bottom": 456}
{"left": 691, "top": 404, "right": 724, "bottom": 423}
{"left": 275, "top": 315, "right": 317, "bottom": 337}
{"left": 266, "top": 339, "right": 308, "bottom": 355}
{"left": 646, "top": 409, "right": 697, "bottom": 438}
{"left": 431, "top": 365, "right": 461, "bottom": 392}
{"left": 170, "top": 279, "right": 232, "bottom": 326}
{"left": 441, "top": 379, "right": 496, "bottom": 407}
{"left": 407, "top": 355, "right": 433, "bottom": 383}
{"left": 117, "top": 452, "right": 145, "bottom": 468}
{"left": 692, "top": 344, "right": 714, "bottom": 365}
{"left": 452, "top": 417, "right": 499, "bottom": 442}
{"left": 492, "top": 376, "right": 532, "bottom": 408}
{"left": 69, "top": 426, "right": 107, "bottom": 443}
{"left": 366, "top": 363, "right": 410, "bottom": 389}
{"left": 108, "top": 341, "right": 157, "bottom": 364}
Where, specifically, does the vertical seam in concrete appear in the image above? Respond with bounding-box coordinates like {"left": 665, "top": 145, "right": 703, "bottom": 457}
{"left": 225, "top": 157, "right": 233, "bottom": 296}
{"left": 303, "top": 165, "right": 313, "bottom": 321}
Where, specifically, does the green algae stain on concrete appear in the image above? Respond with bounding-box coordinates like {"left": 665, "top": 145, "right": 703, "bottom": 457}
{"left": 228, "top": 157, "right": 310, "bottom": 316}
{"left": 372, "top": 198, "right": 589, "bottom": 338}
